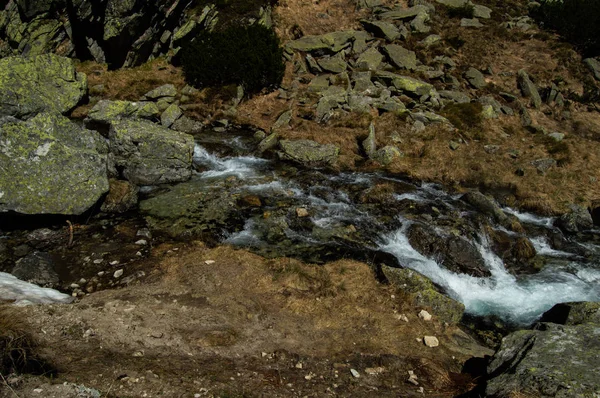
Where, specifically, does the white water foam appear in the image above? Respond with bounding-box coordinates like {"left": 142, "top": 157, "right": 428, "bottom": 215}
{"left": 0, "top": 272, "right": 74, "bottom": 305}
{"left": 504, "top": 207, "right": 555, "bottom": 227}
{"left": 193, "top": 144, "right": 268, "bottom": 179}
{"left": 379, "top": 223, "right": 600, "bottom": 324}
{"left": 530, "top": 236, "right": 574, "bottom": 258}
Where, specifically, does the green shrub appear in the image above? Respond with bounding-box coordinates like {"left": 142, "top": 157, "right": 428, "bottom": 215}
{"left": 180, "top": 24, "right": 285, "bottom": 94}
{"left": 532, "top": 0, "right": 600, "bottom": 57}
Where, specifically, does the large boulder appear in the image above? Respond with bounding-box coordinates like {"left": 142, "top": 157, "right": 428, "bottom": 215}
{"left": 382, "top": 265, "right": 465, "bottom": 324}
{"left": 0, "top": 113, "right": 109, "bottom": 215}
{"left": 109, "top": 119, "right": 194, "bottom": 185}
{"left": 278, "top": 139, "right": 339, "bottom": 167}
{"left": 540, "top": 302, "right": 600, "bottom": 326}
{"left": 0, "top": 54, "right": 87, "bottom": 119}
{"left": 486, "top": 323, "right": 600, "bottom": 397}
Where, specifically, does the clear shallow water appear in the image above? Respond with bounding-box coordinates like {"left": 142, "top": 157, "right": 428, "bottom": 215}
{"left": 196, "top": 141, "right": 600, "bottom": 325}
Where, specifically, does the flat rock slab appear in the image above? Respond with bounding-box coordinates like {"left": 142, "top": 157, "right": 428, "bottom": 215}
{"left": 0, "top": 113, "right": 108, "bottom": 215}
{"left": 278, "top": 139, "right": 339, "bottom": 167}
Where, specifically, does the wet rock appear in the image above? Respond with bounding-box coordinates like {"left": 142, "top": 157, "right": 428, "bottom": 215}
{"left": 140, "top": 178, "right": 244, "bottom": 239}
{"left": 109, "top": 119, "right": 194, "bottom": 185}
{"left": 85, "top": 100, "right": 160, "bottom": 127}
{"left": 464, "top": 67, "right": 486, "bottom": 89}
{"left": 517, "top": 69, "right": 542, "bottom": 109}
{"left": 0, "top": 113, "right": 109, "bottom": 215}
{"left": 278, "top": 139, "right": 339, "bottom": 167}
{"left": 258, "top": 132, "right": 280, "bottom": 154}
{"left": 382, "top": 266, "right": 465, "bottom": 324}
{"left": 100, "top": 179, "right": 139, "bottom": 213}
{"left": 12, "top": 251, "right": 59, "bottom": 288}
{"left": 554, "top": 204, "right": 593, "bottom": 234}
{"left": 407, "top": 223, "right": 490, "bottom": 277}
{"left": 0, "top": 54, "right": 87, "bottom": 119}
{"left": 461, "top": 191, "right": 508, "bottom": 224}
{"left": 591, "top": 200, "right": 600, "bottom": 226}
{"left": 486, "top": 323, "right": 600, "bottom": 398}
{"left": 540, "top": 302, "right": 600, "bottom": 326}
{"left": 382, "top": 44, "right": 417, "bottom": 70}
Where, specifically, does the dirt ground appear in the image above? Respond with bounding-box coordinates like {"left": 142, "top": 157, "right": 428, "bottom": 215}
{"left": 2, "top": 243, "right": 491, "bottom": 397}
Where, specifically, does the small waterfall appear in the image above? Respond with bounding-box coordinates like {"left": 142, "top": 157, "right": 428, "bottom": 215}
{"left": 193, "top": 144, "right": 268, "bottom": 179}
{"left": 379, "top": 222, "right": 600, "bottom": 325}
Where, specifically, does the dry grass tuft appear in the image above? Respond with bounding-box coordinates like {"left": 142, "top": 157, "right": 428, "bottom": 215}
{"left": 0, "top": 306, "right": 51, "bottom": 376}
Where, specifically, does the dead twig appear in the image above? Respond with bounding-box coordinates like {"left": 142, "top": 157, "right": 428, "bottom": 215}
{"left": 66, "top": 221, "right": 74, "bottom": 247}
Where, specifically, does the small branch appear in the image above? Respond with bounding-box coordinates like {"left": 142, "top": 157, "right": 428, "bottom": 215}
{"left": 66, "top": 220, "right": 74, "bottom": 247}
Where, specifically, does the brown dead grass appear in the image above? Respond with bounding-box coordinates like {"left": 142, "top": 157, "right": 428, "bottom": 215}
{"left": 0, "top": 306, "right": 50, "bottom": 376}
{"left": 15, "top": 244, "right": 488, "bottom": 397}
{"left": 76, "top": 58, "right": 187, "bottom": 102}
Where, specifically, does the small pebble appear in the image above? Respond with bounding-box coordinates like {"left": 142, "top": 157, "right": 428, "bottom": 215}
{"left": 136, "top": 251, "right": 143, "bottom": 256}
{"left": 93, "top": 259, "right": 104, "bottom": 264}
{"left": 113, "top": 269, "right": 124, "bottom": 278}
{"left": 424, "top": 336, "right": 439, "bottom": 348}
{"left": 418, "top": 310, "right": 432, "bottom": 321}
{"left": 135, "top": 239, "right": 148, "bottom": 246}
{"left": 205, "top": 260, "right": 216, "bottom": 265}
{"left": 109, "top": 260, "right": 119, "bottom": 266}
{"left": 350, "top": 369, "right": 360, "bottom": 378}
{"left": 97, "top": 271, "right": 105, "bottom": 277}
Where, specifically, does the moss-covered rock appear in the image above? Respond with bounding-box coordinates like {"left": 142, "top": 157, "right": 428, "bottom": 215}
{"left": 0, "top": 113, "right": 108, "bottom": 215}
{"left": 486, "top": 323, "right": 600, "bottom": 397}
{"left": 375, "top": 71, "right": 434, "bottom": 97}
{"left": 278, "top": 139, "right": 339, "bottom": 167}
{"left": 381, "top": 265, "right": 465, "bottom": 324}
{"left": 109, "top": 119, "right": 194, "bottom": 185}
{"left": 540, "top": 302, "right": 600, "bottom": 326}
{"left": 0, "top": 54, "right": 87, "bottom": 119}
{"left": 85, "top": 100, "right": 160, "bottom": 127}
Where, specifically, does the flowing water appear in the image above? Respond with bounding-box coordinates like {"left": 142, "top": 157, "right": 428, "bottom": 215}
{"left": 189, "top": 134, "right": 600, "bottom": 326}
{"left": 2, "top": 130, "right": 600, "bottom": 325}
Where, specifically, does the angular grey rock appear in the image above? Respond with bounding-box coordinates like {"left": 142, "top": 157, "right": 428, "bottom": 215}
{"left": 434, "top": 0, "right": 468, "bottom": 8}
{"left": 486, "top": 323, "right": 600, "bottom": 398}
{"left": 171, "top": 115, "right": 203, "bottom": 134}
{"left": 439, "top": 90, "right": 470, "bottom": 103}
{"left": 411, "top": 11, "right": 431, "bottom": 33}
{"left": 143, "top": 84, "right": 178, "bottom": 101}
{"left": 0, "top": 54, "right": 87, "bottom": 119}
{"left": 0, "top": 113, "right": 108, "bottom": 215}
{"left": 355, "top": 47, "right": 384, "bottom": 71}
{"left": 583, "top": 58, "right": 600, "bottom": 81}
{"left": 278, "top": 139, "right": 339, "bottom": 167}
{"left": 363, "top": 122, "right": 377, "bottom": 158}
{"left": 12, "top": 252, "right": 59, "bottom": 288}
{"left": 360, "top": 20, "right": 401, "bottom": 41}
{"left": 517, "top": 69, "right": 542, "bottom": 109}
{"left": 460, "top": 18, "right": 483, "bottom": 28}
{"left": 85, "top": 100, "right": 160, "bottom": 127}
{"left": 383, "top": 44, "right": 418, "bottom": 70}
{"left": 461, "top": 191, "right": 508, "bottom": 224}
{"left": 464, "top": 67, "right": 486, "bottom": 89}
{"left": 109, "top": 119, "right": 194, "bottom": 185}
{"left": 379, "top": 5, "right": 429, "bottom": 20}
{"left": 473, "top": 4, "right": 492, "bottom": 19}
{"left": 160, "top": 103, "right": 183, "bottom": 128}
{"left": 286, "top": 31, "right": 357, "bottom": 53}
{"left": 317, "top": 52, "right": 348, "bottom": 73}
{"left": 373, "top": 145, "right": 402, "bottom": 165}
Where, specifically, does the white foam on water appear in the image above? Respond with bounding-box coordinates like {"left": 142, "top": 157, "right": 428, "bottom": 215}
{"left": 379, "top": 223, "right": 600, "bottom": 324}
{"left": 530, "top": 236, "right": 574, "bottom": 258}
{"left": 0, "top": 272, "right": 74, "bottom": 306}
{"left": 225, "top": 220, "right": 263, "bottom": 247}
{"left": 193, "top": 144, "right": 268, "bottom": 179}
{"left": 504, "top": 207, "right": 555, "bottom": 227}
